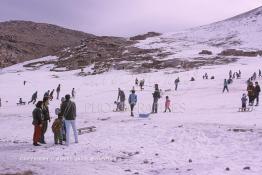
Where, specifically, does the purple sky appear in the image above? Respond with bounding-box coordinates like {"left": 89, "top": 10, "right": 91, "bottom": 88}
{"left": 0, "top": 0, "right": 261, "bottom": 37}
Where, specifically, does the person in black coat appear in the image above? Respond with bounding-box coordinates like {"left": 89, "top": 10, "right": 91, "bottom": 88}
{"left": 254, "top": 82, "right": 261, "bottom": 106}
{"left": 152, "top": 88, "right": 161, "bottom": 113}
{"left": 32, "top": 101, "right": 44, "bottom": 146}
{"left": 40, "top": 97, "right": 51, "bottom": 144}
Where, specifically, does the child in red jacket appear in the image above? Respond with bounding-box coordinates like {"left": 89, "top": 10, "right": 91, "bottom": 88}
{"left": 164, "top": 96, "right": 171, "bottom": 112}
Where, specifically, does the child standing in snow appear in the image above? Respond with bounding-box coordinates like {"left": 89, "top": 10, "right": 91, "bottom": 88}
{"left": 241, "top": 94, "right": 248, "bottom": 111}
{"left": 52, "top": 115, "right": 63, "bottom": 145}
{"left": 164, "top": 96, "right": 171, "bottom": 112}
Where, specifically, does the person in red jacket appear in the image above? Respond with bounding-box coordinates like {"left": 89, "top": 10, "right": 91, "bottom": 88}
{"left": 164, "top": 96, "right": 171, "bottom": 112}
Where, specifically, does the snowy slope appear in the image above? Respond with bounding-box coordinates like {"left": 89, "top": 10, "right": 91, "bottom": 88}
{"left": 1, "top": 56, "right": 262, "bottom": 175}
{"left": 136, "top": 6, "right": 262, "bottom": 59}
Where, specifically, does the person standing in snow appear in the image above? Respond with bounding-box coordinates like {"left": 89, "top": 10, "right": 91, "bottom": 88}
{"left": 71, "top": 88, "right": 75, "bottom": 99}
{"left": 164, "top": 96, "right": 171, "bottom": 112}
{"left": 40, "top": 97, "right": 50, "bottom": 144}
{"left": 28, "top": 91, "right": 38, "bottom": 104}
{"left": 32, "top": 101, "right": 44, "bottom": 146}
{"left": 60, "top": 94, "right": 78, "bottom": 146}
{"left": 56, "top": 84, "right": 61, "bottom": 100}
{"left": 152, "top": 88, "right": 161, "bottom": 113}
{"left": 254, "top": 82, "right": 261, "bottom": 106}
{"left": 222, "top": 79, "right": 229, "bottom": 93}
{"left": 253, "top": 72, "right": 257, "bottom": 81}
{"left": 117, "top": 88, "right": 126, "bottom": 111}
{"left": 241, "top": 94, "right": 248, "bottom": 111}
{"left": 247, "top": 82, "right": 255, "bottom": 106}
{"left": 259, "top": 69, "right": 262, "bottom": 78}
{"left": 139, "top": 79, "right": 145, "bottom": 91}
{"left": 49, "top": 89, "right": 55, "bottom": 101}
{"left": 135, "top": 78, "right": 138, "bottom": 86}
{"left": 128, "top": 90, "right": 137, "bottom": 117}
{"left": 52, "top": 115, "right": 63, "bottom": 145}
{"left": 0, "top": 98, "right": 1, "bottom": 107}
{"left": 174, "top": 77, "right": 180, "bottom": 91}
{"left": 229, "top": 70, "right": 232, "bottom": 79}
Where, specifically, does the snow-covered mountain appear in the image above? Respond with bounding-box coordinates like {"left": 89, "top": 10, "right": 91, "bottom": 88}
{"left": 136, "top": 6, "right": 262, "bottom": 59}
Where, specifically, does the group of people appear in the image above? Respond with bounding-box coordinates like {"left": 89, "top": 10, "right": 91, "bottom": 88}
{"left": 32, "top": 84, "right": 78, "bottom": 147}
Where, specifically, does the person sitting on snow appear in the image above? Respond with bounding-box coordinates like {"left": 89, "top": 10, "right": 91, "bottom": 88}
{"left": 114, "top": 101, "right": 121, "bottom": 111}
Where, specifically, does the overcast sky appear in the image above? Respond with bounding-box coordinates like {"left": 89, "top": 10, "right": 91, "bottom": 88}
{"left": 0, "top": 0, "right": 261, "bottom": 37}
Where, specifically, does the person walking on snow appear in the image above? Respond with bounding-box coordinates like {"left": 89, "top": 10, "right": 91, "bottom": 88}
{"left": 254, "top": 81, "right": 261, "bottom": 106}
{"left": 174, "top": 77, "right": 180, "bottom": 91}
{"left": 60, "top": 94, "right": 78, "bottom": 146}
{"left": 128, "top": 90, "right": 137, "bottom": 117}
{"left": 56, "top": 84, "right": 61, "bottom": 100}
{"left": 164, "top": 96, "right": 171, "bottom": 112}
{"left": 32, "top": 101, "right": 44, "bottom": 146}
{"left": 223, "top": 79, "right": 229, "bottom": 93}
{"left": 28, "top": 91, "right": 38, "bottom": 104}
{"left": 117, "top": 88, "right": 126, "bottom": 111}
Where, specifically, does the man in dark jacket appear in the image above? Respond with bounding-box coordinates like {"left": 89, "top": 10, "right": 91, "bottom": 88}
{"left": 247, "top": 82, "right": 255, "bottom": 106}
{"left": 40, "top": 97, "right": 50, "bottom": 144}
{"left": 28, "top": 91, "right": 37, "bottom": 104}
{"left": 32, "top": 101, "right": 43, "bottom": 146}
{"left": 60, "top": 94, "right": 78, "bottom": 146}
{"left": 56, "top": 84, "right": 61, "bottom": 100}
{"left": 117, "top": 88, "right": 126, "bottom": 111}
{"left": 152, "top": 89, "right": 161, "bottom": 113}
{"left": 254, "top": 82, "right": 261, "bottom": 106}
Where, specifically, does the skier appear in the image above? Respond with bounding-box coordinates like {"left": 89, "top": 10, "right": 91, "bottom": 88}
{"left": 152, "top": 88, "right": 161, "bottom": 113}
{"left": 32, "top": 101, "right": 43, "bottom": 146}
{"left": 28, "top": 91, "right": 38, "bottom": 104}
{"left": 222, "top": 79, "right": 229, "bottom": 93}
{"left": 241, "top": 94, "right": 248, "bottom": 111}
{"left": 164, "top": 96, "right": 171, "bottom": 112}
{"left": 56, "top": 84, "right": 61, "bottom": 100}
{"left": 0, "top": 98, "right": 1, "bottom": 107}
{"left": 190, "top": 77, "right": 195, "bottom": 81}
{"left": 72, "top": 88, "right": 75, "bottom": 98}
{"left": 117, "top": 88, "right": 126, "bottom": 111}
{"left": 254, "top": 82, "right": 261, "bottom": 106}
{"left": 259, "top": 69, "right": 262, "bottom": 78}
{"left": 174, "top": 77, "right": 180, "bottom": 91}
{"left": 128, "top": 90, "right": 137, "bottom": 117}
{"left": 23, "top": 81, "right": 26, "bottom": 86}
{"left": 40, "top": 97, "right": 50, "bottom": 144}
{"left": 247, "top": 82, "right": 255, "bottom": 106}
